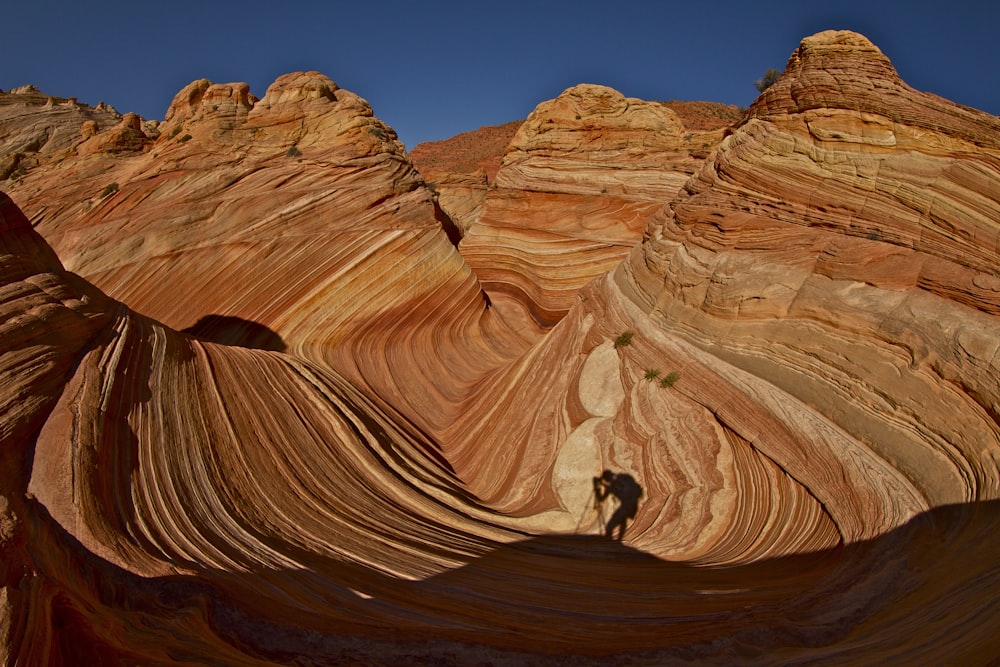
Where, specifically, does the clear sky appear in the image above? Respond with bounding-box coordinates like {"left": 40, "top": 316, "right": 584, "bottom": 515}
{"left": 4, "top": 0, "right": 998, "bottom": 150}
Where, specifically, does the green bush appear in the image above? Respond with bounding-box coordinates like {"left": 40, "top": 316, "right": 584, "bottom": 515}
{"left": 754, "top": 68, "right": 781, "bottom": 93}
{"left": 613, "top": 332, "right": 633, "bottom": 349}
{"left": 101, "top": 182, "right": 119, "bottom": 198}
{"left": 659, "top": 371, "right": 681, "bottom": 388}
{"left": 367, "top": 125, "right": 389, "bottom": 141}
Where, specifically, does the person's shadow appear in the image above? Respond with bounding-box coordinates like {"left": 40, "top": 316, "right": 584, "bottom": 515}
{"left": 594, "top": 470, "right": 643, "bottom": 540}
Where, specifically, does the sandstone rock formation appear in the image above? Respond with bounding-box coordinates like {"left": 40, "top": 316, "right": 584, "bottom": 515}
{"left": 3, "top": 71, "right": 516, "bottom": 439}
{"left": 459, "top": 83, "right": 724, "bottom": 332}
{"left": 2, "top": 30, "right": 1000, "bottom": 665}
{"left": 409, "top": 103, "right": 741, "bottom": 237}
{"left": 0, "top": 86, "right": 125, "bottom": 180}
{"left": 410, "top": 120, "right": 523, "bottom": 234}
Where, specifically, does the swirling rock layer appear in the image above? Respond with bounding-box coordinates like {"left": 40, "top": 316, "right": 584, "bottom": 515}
{"left": 459, "top": 84, "right": 721, "bottom": 330}
{"left": 2, "top": 31, "right": 1000, "bottom": 664}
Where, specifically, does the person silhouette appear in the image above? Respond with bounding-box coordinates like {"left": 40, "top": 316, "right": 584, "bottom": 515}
{"left": 593, "top": 469, "right": 642, "bottom": 540}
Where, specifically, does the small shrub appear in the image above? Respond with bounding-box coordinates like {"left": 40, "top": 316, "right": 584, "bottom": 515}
{"left": 753, "top": 68, "right": 781, "bottom": 93}
{"left": 368, "top": 125, "right": 389, "bottom": 141}
{"left": 644, "top": 369, "right": 661, "bottom": 382}
{"left": 613, "top": 332, "right": 633, "bottom": 349}
{"left": 659, "top": 371, "right": 681, "bottom": 388}
{"left": 168, "top": 126, "right": 182, "bottom": 139}
{"left": 178, "top": 134, "right": 192, "bottom": 143}
{"left": 286, "top": 145, "right": 302, "bottom": 157}
{"left": 101, "top": 182, "right": 119, "bottom": 198}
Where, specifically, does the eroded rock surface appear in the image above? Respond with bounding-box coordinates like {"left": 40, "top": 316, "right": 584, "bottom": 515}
{"left": 4, "top": 71, "right": 517, "bottom": 439}
{"left": 410, "top": 120, "right": 522, "bottom": 234}
{"left": 2, "top": 31, "right": 1000, "bottom": 665}
{"left": 0, "top": 86, "right": 127, "bottom": 180}
{"left": 460, "top": 84, "right": 727, "bottom": 332}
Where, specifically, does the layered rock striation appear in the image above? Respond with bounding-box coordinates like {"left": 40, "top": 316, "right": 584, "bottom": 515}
{"left": 0, "top": 86, "right": 128, "bottom": 180}
{"left": 616, "top": 30, "right": 1000, "bottom": 524}
{"left": 459, "top": 84, "right": 727, "bottom": 332}
{"left": 2, "top": 30, "right": 1000, "bottom": 665}
{"left": 4, "top": 72, "right": 525, "bottom": 439}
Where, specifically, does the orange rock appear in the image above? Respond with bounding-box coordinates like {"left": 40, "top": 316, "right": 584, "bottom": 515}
{"left": 460, "top": 83, "right": 708, "bottom": 330}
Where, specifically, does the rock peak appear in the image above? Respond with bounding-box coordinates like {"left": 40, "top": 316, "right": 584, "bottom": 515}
{"left": 785, "top": 29, "right": 895, "bottom": 78}
{"left": 799, "top": 29, "right": 884, "bottom": 53}
{"left": 750, "top": 29, "right": 899, "bottom": 118}
{"left": 557, "top": 82, "right": 625, "bottom": 101}
{"left": 256, "top": 71, "right": 340, "bottom": 107}
{"left": 499, "top": 83, "right": 684, "bottom": 173}
{"left": 161, "top": 78, "right": 255, "bottom": 131}
{"left": 748, "top": 30, "right": 1000, "bottom": 147}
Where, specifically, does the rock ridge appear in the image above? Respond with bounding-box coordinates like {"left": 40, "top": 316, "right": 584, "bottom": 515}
{"left": 750, "top": 30, "right": 1000, "bottom": 149}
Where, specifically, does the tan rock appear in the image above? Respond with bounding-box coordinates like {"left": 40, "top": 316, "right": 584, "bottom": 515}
{"left": 6, "top": 71, "right": 516, "bottom": 443}
{"left": 460, "top": 84, "right": 705, "bottom": 329}
{"left": 495, "top": 83, "right": 692, "bottom": 198}
{"left": 0, "top": 85, "right": 123, "bottom": 174}
{"left": 76, "top": 111, "right": 150, "bottom": 155}
{"left": 615, "top": 28, "right": 1000, "bottom": 535}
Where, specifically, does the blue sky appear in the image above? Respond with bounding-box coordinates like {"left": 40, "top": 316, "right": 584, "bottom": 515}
{"left": 4, "top": 1, "right": 998, "bottom": 149}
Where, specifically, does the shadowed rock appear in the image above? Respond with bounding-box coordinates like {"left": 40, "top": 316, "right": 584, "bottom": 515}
{"left": 181, "top": 315, "right": 286, "bottom": 352}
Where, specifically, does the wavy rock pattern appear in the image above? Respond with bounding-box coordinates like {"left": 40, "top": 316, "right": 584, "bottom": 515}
{"left": 0, "top": 87, "right": 126, "bottom": 180}
{"left": 5, "top": 72, "right": 524, "bottom": 439}
{"left": 617, "top": 31, "right": 1000, "bottom": 523}
{"left": 460, "top": 84, "right": 720, "bottom": 330}
{"left": 2, "top": 31, "right": 1000, "bottom": 664}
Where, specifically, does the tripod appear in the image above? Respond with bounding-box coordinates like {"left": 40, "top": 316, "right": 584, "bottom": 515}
{"left": 574, "top": 483, "right": 607, "bottom": 534}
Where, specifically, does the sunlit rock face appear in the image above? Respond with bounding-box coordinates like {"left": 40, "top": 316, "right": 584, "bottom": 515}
{"left": 460, "top": 83, "right": 712, "bottom": 332}
{"left": 616, "top": 29, "right": 1000, "bottom": 539}
{"left": 409, "top": 119, "right": 523, "bottom": 234}
{"left": 4, "top": 71, "right": 524, "bottom": 440}
{"left": 2, "top": 31, "right": 1000, "bottom": 665}
{"left": 0, "top": 86, "right": 126, "bottom": 180}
